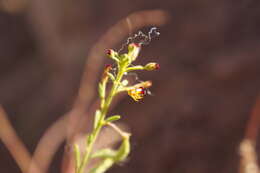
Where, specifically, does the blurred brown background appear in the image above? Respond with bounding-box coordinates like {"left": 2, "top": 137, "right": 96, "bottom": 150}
{"left": 1, "top": 0, "right": 260, "bottom": 173}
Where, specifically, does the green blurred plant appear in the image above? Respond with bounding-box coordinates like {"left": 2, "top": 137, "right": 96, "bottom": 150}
{"left": 74, "top": 36, "right": 159, "bottom": 173}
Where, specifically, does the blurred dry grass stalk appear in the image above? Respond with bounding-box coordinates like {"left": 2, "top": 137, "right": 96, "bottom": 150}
{"left": 239, "top": 97, "right": 260, "bottom": 173}
{"left": 0, "top": 0, "right": 28, "bottom": 13}
{"left": 0, "top": 106, "right": 41, "bottom": 173}
{"left": 0, "top": 7, "right": 169, "bottom": 173}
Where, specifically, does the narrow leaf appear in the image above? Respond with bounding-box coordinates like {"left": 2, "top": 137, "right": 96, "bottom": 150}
{"left": 89, "top": 159, "right": 114, "bottom": 173}
{"left": 98, "top": 83, "right": 105, "bottom": 99}
{"left": 114, "top": 136, "right": 130, "bottom": 162}
{"left": 73, "top": 144, "right": 81, "bottom": 172}
{"left": 91, "top": 149, "right": 117, "bottom": 159}
{"left": 105, "top": 115, "right": 121, "bottom": 123}
{"left": 94, "top": 110, "right": 101, "bottom": 129}
{"left": 86, "top": 134, "right": 93, "bottom": 146}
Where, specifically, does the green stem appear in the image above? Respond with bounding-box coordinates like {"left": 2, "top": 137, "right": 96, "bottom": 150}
{"left": 77, "top": 66, "right": 125, "bottom": 173}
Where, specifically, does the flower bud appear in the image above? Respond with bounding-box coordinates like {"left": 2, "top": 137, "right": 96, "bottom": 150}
{"left": 128, "top": 43, "right": 141, "bottom": 61}
{"left": 144, "top": 62, "right": 160, "bottom": 71}
{"left": 106, "top": 49, "right": 115, "bottom": 57}
{"left": 106, "top": 49, "right": 119, "bottom": 62}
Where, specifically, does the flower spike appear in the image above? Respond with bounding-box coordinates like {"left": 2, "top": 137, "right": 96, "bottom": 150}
{"left": 74, "top": 27, "right": 160, "bottom": 173}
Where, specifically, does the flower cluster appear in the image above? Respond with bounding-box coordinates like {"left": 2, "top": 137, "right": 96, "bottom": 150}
{"left": 103, "top": 43, "right": 159, "bottom": 102}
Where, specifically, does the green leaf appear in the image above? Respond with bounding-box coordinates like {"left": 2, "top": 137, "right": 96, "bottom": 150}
{"left": 91, "top": 149, "right": 117, "bottom": 159}
{"left": 114, "top": 136, "right": 130, "bottom": 162}
{"left": 89, "top": 159, "right": 114, "bottom": 173}
{"left": 105, "top": 115, "right": 121, "bottom": 123}
{"left": 94, "top": 110, "right": 101, "bottom": 129}
{"left": 86, "top": 134, "right": 93, "bottom": 146}
{"left": 98, "top": 83, "right": 105, "bottom": 99}
{"left": 73, "top": 144, "right": 81, "bottom": 171}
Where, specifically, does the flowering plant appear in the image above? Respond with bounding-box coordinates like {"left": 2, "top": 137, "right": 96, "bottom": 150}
{"left": 74, "top": 29, "right": 160, "bottom": 173}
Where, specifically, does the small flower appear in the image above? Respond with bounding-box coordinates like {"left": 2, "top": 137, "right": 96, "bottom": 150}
{"left": 126, "top": 81, "right": 152, "bottom": 101}
{"left": 127, "top": 87, "right": 146, "bottom": 101}
{"left": 144, "top": 62, "right": 160, "bottom": 71}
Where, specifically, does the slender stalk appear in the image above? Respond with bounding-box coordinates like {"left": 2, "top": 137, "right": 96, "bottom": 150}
{"left": 77, "top": 66, "right": 126, "bottom": 173}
